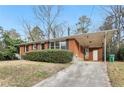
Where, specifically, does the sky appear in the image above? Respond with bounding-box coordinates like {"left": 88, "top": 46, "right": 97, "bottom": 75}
{"left": 0, "top": 5, "right": 107, "bottom": 38}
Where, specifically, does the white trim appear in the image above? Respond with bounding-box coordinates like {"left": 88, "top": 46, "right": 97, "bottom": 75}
{"left": 49, "top": 42, "right": 55, "bottom": 49}
{"left": 59, "top": 41, "right": 61, "bottom": 49}
{"left": 25, "top": 45, "right": 29, "bottom": 52}
{"left": 54, "top": 42, "right": 56, "bottom": 49}
{"left": 39, "top": 44, "right": 41, "bottom": 50}
{"left": 48, "top": 41, "right": 67, "bottom": 50}
{"left": 60, "top": 41, "right": 67, "bottom": 50}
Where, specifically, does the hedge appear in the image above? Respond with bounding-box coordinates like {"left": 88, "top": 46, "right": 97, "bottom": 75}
{"left": 23, "top": 49, "right": 73, "bottom": 63}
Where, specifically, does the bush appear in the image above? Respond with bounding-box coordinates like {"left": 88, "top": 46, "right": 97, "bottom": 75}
{"left": 0, "top": 51, "right": 5, "bottom": 60}
{"left": 23, "top": 49, "right": 73, "bottom": 63}
{"left": 3, "top": 49, "right": 16, "bottom": 60}
{"left": 0, "top": 49, "right": 16, "bottom": 61}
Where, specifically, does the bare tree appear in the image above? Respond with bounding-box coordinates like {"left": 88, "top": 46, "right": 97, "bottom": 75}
{"left": 76, "top": 16, "right": 91, "bottom": 34}
{"left": 101, "top": 5, "right": 124, "bottom": 60}
{"left": 31, "top": 26, "right": 44, "bottom": 41}
{"left": 51, "top": 22, "right": 68, "bottom": 38}
{"left": 22, "top": 19, "right": 35, "bottom": 42}
{"left": 7, "top": 28, "right": 21, "bottom": 39}
{"left": 99, "top": 16, "right": 113, "bottom": 30}
{"left": 102, "top": 6, "right": 124, "bottom": 42}
{"left": 33, "top": 5, "right": 61, "bottom": 39}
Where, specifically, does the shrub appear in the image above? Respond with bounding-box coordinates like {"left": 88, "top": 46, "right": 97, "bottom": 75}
{"left": 0, "top": 49, "right": 16, "bottom": 61}
{"left": 3, "top": 49, "right": 16, "bottom": 60}
{"left": 0, "top": 51, "right": 5, "bottom": 60}
{"left": 23, "top": 49, "right": 73, "bottom": 63}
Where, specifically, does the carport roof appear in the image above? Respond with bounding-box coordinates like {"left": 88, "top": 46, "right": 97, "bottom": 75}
{"left": 73, "top": 29, "right": 117, "bottom": 47}
{"left": 19, "top": 29, "right": 117, "bottom": 47}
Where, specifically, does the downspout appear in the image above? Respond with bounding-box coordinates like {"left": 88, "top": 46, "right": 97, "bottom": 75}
{"left": 104, "top": 31, "right": 107, "bottom": 63}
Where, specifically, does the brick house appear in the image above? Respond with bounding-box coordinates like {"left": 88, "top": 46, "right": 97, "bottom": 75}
{"left": 19, "top": 30, "right": 116, "bottom": 62}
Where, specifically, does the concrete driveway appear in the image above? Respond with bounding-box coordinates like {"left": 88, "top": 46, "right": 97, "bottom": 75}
{"left": 34, "top": 62, "right": 111, "bottom": 87}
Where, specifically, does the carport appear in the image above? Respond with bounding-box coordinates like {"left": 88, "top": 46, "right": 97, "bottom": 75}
{"left": 72, "top": 29, "right": 117, "bottom": 62}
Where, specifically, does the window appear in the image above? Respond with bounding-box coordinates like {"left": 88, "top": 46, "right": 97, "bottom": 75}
{"left": 49, "top": 41, "right": 67, "bottom": 49}
{"left": 50, "top": 42, "right": 54, "bottom": 49}
{"left": 41, "top": 44, "right": 44, "bottom": 50}
{"left": 35, "top": 44, "right": 39, "bottom": 49}
{"left": 55, "top": 41, "right": 60, "bottom": 49}
{"left": 26, "top": 45, "right": 29, "bottom": 52}
{"left": 33, "top": 44, "right": 36, "bottom": 50}
{"left": 60, "top": 41, "right": 67, "bottom": 49}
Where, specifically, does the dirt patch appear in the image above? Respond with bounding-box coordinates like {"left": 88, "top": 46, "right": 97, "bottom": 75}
{"left": 0, "top": 60, "right": 71, "bottom": 87}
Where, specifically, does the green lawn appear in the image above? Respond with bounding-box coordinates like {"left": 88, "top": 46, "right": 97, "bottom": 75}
{"left": 107, "top": 62, "right": 124, "bottom": 87}
{"left": 0, "top": 60, "right": 71, "bottom": 87}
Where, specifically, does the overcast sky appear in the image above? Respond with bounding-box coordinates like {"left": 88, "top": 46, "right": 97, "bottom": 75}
{"left": 0, "top": 5, "right": 107, "bottom": 37}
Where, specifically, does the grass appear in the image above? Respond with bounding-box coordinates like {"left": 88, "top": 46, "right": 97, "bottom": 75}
{"left": 0, "top": 60, "right": 71, "bottom": 87}
{"left": 107, "top": 62, "right": 124, "bottom": 87}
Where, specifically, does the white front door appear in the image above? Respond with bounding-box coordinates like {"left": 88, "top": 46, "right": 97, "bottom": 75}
{"left": 93, "top": 50, "right": 98, "bottom": 61}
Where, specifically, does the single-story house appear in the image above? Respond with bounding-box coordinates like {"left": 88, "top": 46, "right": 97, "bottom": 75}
{"left": 19, "top": 29, "right": 117, "bottom": 62}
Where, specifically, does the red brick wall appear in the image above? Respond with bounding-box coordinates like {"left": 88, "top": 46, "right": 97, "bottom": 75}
{"left": 68, "top": 39, "right": 78, "bottom": 56}
{"left": 98, "top": 48, "right": 103, "bottom": 61}
{"left": 19, "top": 40, "right": 103, "bottom": 61}
{"left": 68, "top": 39, "right": 83, "bottom": 59}
{"left": 89, "top": 48, "right": 93, "bottom": 61}
{"left": 19, "top": 44, "right": 41, "bottom": 55}
{"left": 67, "top": 39, "right": 103, "bottom": 61}
{"left": 89, "top": 47, "right": 103, "bottom": 61}
{"left": 78, "top": 46, "right": 83, "bottom": 59}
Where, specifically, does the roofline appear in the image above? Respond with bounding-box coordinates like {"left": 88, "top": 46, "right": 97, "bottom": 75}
{"left": 66, "top": 29, "right": 117, "bottom": 38}
{"left": 19, "top": 29, "right": 117, "bottom": 46}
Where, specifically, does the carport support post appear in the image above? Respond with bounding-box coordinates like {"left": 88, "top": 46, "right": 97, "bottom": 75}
{"left": 104, "top": 32, "right": 107, "bottom": 63}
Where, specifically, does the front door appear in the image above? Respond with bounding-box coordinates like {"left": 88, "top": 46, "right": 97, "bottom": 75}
{"left": 93, "top": 50, "right": 98, "bottom": 61}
